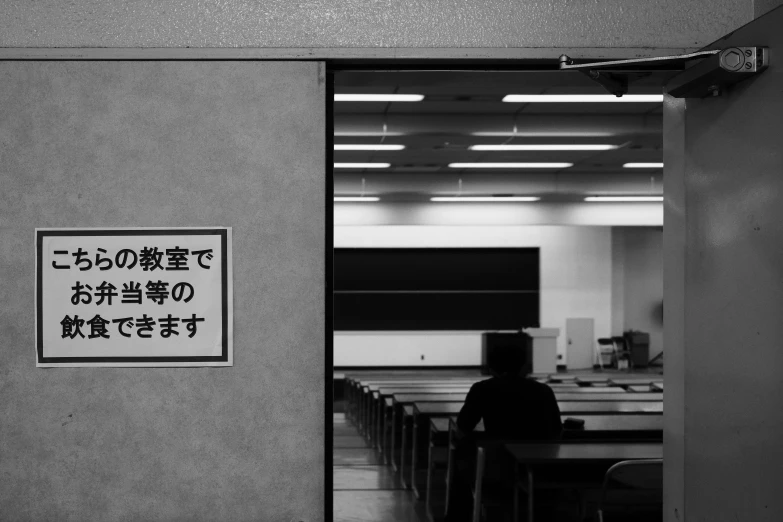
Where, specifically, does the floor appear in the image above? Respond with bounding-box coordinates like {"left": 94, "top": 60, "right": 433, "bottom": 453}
{"left": 333, "top": 412, "right": 429, "bottom": 522}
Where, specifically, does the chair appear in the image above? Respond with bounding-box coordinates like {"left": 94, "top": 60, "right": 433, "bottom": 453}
{"left": 596, "top": 337, "right": 632, "bottom": 370}
{"left": 596, "top": 459, "right": 663, "bottom": 522}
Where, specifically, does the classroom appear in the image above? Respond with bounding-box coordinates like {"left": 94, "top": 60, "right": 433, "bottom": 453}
{"left": 2, "top": 2, "right": 783, "bottom": 522}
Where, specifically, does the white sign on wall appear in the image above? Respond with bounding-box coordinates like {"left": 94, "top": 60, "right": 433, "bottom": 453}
{"left": 35, "top": 228, "right": 233, "bottom": 367}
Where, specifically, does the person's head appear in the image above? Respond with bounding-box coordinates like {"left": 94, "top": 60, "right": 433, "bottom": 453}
{"left": 488, "top": 346, "right": 525, "bottom": 377}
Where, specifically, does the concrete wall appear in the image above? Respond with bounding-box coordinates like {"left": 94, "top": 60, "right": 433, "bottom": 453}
{"left": 334, "top": 226, "right": 613, "bottom": 367}
{"left": 0, "top": 1, "right": 755, "bottom": 52}
{"left": 0, "top": 62, "right": 325, "bottom": 521}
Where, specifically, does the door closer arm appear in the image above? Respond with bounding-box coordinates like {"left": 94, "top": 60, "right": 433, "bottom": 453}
{"left": 559, "top": 48, "right": 768, "bottom": 98}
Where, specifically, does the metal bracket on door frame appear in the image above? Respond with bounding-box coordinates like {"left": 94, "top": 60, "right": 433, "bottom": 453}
{"left": 558, "top": 47, "right": 768, "bottom": 98}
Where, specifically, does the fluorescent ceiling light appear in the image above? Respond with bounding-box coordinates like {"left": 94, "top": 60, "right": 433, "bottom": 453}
{"left": 334, "top": 94, "right": 424, "bottom": 102}
{"left": 503, "top": 94, "right": 664, "bottom": 103}
{"left": 334, "top": 144, "right": 405, "bottom": 151}
{"left": 471, "top": 131, "right": 615, "bottom": 137}
{"left": 469, "top": 144, "right": 618, "bottom": 151}
{"left": 334, "top": 196, "right": 380, "bottom": 202}
{"left": 334, "top": 131, "right": 406, "bottom": 137}
{"left": 449, "top": 162, "right": 572, "bottom": 169}
{"left": 334, "top": 162, "right": 390, "bottom": 168}
{"left": 585, "top": 196, "right": 663, "bottom": 202}
{"left": 431, "top": 196, "right": 540, "bottom": 202}
{"left": 624, "top": 162, "right": 664, "bottom": 168}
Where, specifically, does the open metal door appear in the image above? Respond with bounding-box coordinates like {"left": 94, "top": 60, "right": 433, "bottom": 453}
{"left": 663, "top": 6, "right": 783, "bottom": 521}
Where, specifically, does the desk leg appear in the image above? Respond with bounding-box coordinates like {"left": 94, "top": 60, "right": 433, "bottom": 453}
{"left": 376, "top": 403, "right": 383, "bottom": 451}
{"left": 425, "top": 440, "right": 434, "bottom": 517}
{"left": 513, "top": 464, "right": 519, "bottom": 522}
{"left": 445, "top": 430, "right": 454, "bottom": 517}
{"left": 357, "top": 387, "right": 363, "bottom": 428}
{"left": 374, "top": 399, "right": 379, "bottom": 444}
{"left": 401, "top": 418, "right": 409, "bottom": 487}
{"left": 369, "top": 398, "right": 375, "bottom": 443}
{"left": 382, "top": 407, "right": 389, "bottom": 463}
{"left": 391, "top": 409, "right": 398, "bottom": 471}
{"left": 345, "top": 384, "right": 351, "bottom": 422}
{"left": 527, "top": 465, "right": 534, "bottom": 522}
{"left": 377, "top": 404, "right": 383, "bottom": 450}
{"left": 364, "top": 392, "right": 369, "bottom": 433}
{"left": 411, "top": 417, "right": 419, "bottom": 495}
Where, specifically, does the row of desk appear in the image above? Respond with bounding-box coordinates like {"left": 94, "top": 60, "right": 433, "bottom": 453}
{"left": 342, "top": 372, "right": 663, "bottom": 521}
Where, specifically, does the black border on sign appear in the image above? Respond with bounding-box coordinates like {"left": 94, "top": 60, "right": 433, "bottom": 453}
{"left": 36, "top": 228, "right": 229, "bottom": 364}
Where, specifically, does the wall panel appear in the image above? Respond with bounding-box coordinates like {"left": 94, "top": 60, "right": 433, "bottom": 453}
{"left": 0, "top": 62, "right": 325, "bottom": 522}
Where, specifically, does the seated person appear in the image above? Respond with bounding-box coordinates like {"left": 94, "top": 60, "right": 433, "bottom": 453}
{"left": 445, "top": 340, "right": 562, "bottom": 522}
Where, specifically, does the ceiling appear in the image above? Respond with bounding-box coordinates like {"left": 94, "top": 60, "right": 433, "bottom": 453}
{"left": 333, "top": 71, "right": 668, "bottom": 201}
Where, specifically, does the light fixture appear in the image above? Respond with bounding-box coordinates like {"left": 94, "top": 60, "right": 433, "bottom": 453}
{"left": 334, "top": 163, "right": 390, "bottom": 168}
{"left": 431, "top": 196, "right": 540, "bottom": 202}
{"left": 502, "top": 94, "right": 664, "bottom": 103}
{"left": 468, "top": 144, "right": 618, "bottom": 151}
{"left": 334, "top": 94, "right": 425, "bottom": 102}
{"left": 585, "top": 196, "right": 663, "bottom": 202}
{"left": 334, "top": 196, "right": 380, "bottom": 202}
{"left": 334, "top": 144, "right": 405, "bottom": 151}
{"left": 471, "top": 131, "right": 615, "bottom": 137}
{"left": 449, "top": 162, "right": 572, "bottom": 168}
{"left": 623, "top": 162, "right": 664, "bottom": 168}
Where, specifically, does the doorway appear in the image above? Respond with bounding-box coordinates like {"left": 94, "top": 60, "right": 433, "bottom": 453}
{"left": 329, "top": 66, "right": 669, "bottom": 521}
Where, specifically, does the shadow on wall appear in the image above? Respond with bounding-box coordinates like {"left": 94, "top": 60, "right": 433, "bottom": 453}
{"left": 653, "top": 301, "right": 663, "bottom": 326}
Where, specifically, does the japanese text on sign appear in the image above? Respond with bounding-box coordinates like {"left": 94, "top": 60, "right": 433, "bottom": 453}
{"left": 36, "top": 229, "right": 232, "bottom": 367}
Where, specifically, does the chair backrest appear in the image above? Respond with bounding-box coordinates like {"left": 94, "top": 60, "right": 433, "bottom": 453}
{"left": 597, "top": 459, "right": 663, "bottom": 522}
{"left": 610, "top": 336, "right": 627, "bottom": 348}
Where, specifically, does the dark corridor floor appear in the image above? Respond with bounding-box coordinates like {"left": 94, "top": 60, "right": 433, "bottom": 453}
{"left": 333, "top": 412, "right": 428, "bottom": 522}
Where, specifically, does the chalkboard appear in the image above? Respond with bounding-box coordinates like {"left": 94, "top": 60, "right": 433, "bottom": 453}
{"left": 334, "top": 248, "right": 540, "bottom": 330}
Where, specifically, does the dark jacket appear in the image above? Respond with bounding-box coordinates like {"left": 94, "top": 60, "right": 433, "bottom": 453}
{"left": 456, "top": 375, "right": 563, "bottom": 439}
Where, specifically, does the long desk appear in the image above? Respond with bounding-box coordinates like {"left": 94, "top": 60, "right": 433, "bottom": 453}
{"left": 408, "top": 403, "right": 662, "bottom": 498}
{"left": 366, "top": 383, "right": 634, "bottom": 434}
{"left": 558, "top": 386, "right": 626, "bottom": 393}
{"left": 346, "top": 375, "right": 483, "bottom": 423}
{"left": 543, "top": 392, "right": 661, "bottom": 401}
{"left": 507, "top": 442, "right": 662, "bottom": 522}
{"left": 365, "top": 380, "right": 585, "bottom": 445}
{"left": 383, "top": 390, "right": 662, "bottom": 472}
{"left": 359, "top": 382, "right": 478, "bottom": 439}
{"left": 627, "top": 384, "right": 653, "bottom": 392}
{"left": 609, "top": 377, "right": 664, "bottom": 387}
{"left": 347, "top": 375, "right": 615, "bottom": 423}
{"left": 346, "top": 375, "right": 664, "bottom": 472}
{"left": 372, "top": 382, "right": 579, "bottom": 449}
{"left": 423, "top": 417, "right": 664, "bottom": 520}
{"left": 372, "top": 386, "right": 475, "bottom": 448}
{"left": 347, "top": 374, "right": 647, "bottom": 427}
{"left": 575, "top": 376, "right": 610, "bottom": 384}
{"left": 371, "top": 386, "right": 474, "bottom": 443}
